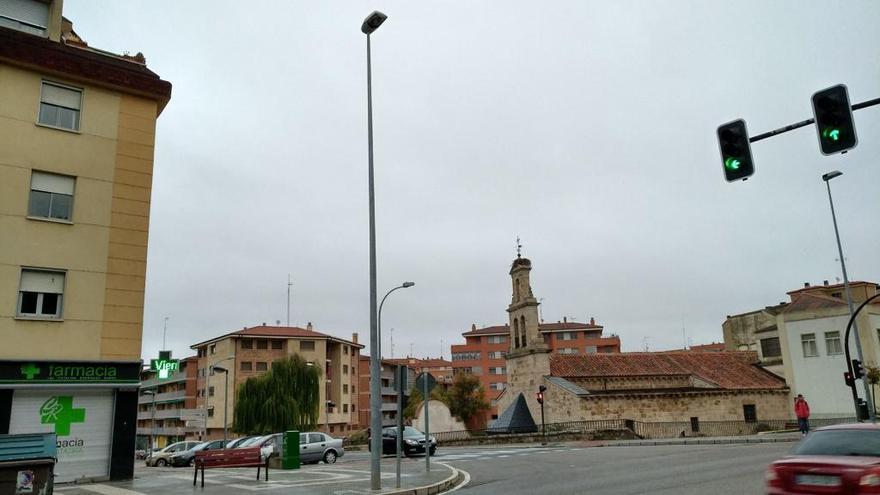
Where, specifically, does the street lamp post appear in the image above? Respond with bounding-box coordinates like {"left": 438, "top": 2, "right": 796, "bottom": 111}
{"left": 378, "top": 282, "right": 415, "bottom": 489}
{"left": 823, "top": 170, "right": 875, "bottom": 421}
{"left": 212, "top": 365, "right": 230, "bottom": 445}
{"left": 141, "top": 390, "right": 156, "bottom": 455}
{"left": 362, "top": 9, "right": 388, "bottom": 491}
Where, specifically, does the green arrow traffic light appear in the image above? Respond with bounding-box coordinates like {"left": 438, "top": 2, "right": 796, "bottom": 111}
{"left": 724, "top": 158, "right": 741, "bottom": 171}
{"left": 822, "top": 128, "right": 841, "bottom": 141}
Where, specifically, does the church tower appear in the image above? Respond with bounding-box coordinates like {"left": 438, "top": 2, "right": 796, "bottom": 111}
{"left": 507, "top": 256, "right": 548, "bottom": 356}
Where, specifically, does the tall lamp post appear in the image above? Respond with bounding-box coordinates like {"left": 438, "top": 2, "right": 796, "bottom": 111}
{"left": 212, "top": 365, "right": 230, "bottom": 445}
{"left": 822, "top": 170, "right": 875, "bottom": 421}
{"left": 141, "top": 390, "right": 156, "bottom": 455}
{"left": 362, "top": 9, "right": 388, "bottom": 491}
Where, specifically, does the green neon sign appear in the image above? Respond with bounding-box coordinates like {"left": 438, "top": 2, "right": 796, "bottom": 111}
{"left": 150, "top": 359, "right": 180, "bottom": 380}
{"left": 822, "top": 128, "right": 841, "bottom": 141}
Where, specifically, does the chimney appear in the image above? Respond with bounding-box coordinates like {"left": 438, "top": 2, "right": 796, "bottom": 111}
{"left": 262, "top": 322, "right": 266, "bottom": 326}
{"left": 823, "top": 280, "right": 829, "bottom": 286}
{"left": 563, "top": 316, "right": 567, "bottom": 323}
{"left": 590, "top": 317, "right": 595, "bottom": 325}
{"left": 471, "top": 324, "right": 476, "bottom": 331}
{"left": 352, "top": 332, "right": 358, "bottom": 343}
{"left": 307, "top": 322, "right": 313, "bottom": 331}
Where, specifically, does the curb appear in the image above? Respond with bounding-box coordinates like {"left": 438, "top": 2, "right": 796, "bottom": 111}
{"left": 382, "top": 462, "right": 465, "bottom": 495}
{"left": 596, "top": 436, "right": 801, "bottom": 447}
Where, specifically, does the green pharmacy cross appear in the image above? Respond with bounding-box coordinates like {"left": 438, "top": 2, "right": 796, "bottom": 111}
{"left": 21, "top": 364, "right": 41, "bottom": 380}
{"left": 40, "top": 396, "right": 86, "bottom": 436}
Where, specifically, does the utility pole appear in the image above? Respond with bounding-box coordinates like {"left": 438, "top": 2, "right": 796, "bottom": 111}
{"left": 162, "top": 316, "right": 169, "bottom": 350}
{"left": 390, "top": 328, "right": 394, "bottom": 359}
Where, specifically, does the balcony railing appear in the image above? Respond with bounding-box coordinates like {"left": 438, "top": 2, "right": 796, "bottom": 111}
{"left": 138, "top": 389, "right": 185, "bottom": 404}
{"left": 141, "top": 371, "right": 189, "bottom": 389}
{"left": 137, "top": 408, "right": 202, "bottom": 421}
{"left": 136, "top": 426, "right": 201, "bottom": 436}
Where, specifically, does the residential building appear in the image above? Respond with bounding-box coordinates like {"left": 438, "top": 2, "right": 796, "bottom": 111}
{"left": 451, "top": 317, "right": 620, "bottom": 424}
{"left": 357, "top": 356, "right": 417, "bottom": 428}
{"left": 495, "top": 256, "right": 789, "bottom": 430}
{"left": 136, "top": 356, "right": 200, "bottom": 449}
{"left": 386, "top": 357, "right": 453, "bottom": 384}
{"left": 190, "top": 324, "right": 362, "bottom": 438}
{"left": 723, "top": 281, "right": 880, "bottom": 416}
{"left": 0, "top": 0, "right": 171, "bottom": 482}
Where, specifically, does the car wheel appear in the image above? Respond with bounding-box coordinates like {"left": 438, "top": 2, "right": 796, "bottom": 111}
{"left": 156, "top": 459, "right": 167, "bottom": 467}
{"left": 323, "top": 450, "right": 337, "bottom": 464}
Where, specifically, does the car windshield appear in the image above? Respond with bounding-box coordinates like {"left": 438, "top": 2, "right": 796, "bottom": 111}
{"left": 402, "top": 427, "right": 425, "bottom": 438}
{"left": 188, "top": 442, "right": 210, "bottom": 451}
{"left": 791, "top": 429, "right": 880, "bottom": 457}
{"left": 239, "top": 435, "right": 267, "bottom": 447}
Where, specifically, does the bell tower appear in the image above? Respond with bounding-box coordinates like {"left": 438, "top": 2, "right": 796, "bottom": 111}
{"left": 507, "top": 254, "right": 548, "bottom": 357}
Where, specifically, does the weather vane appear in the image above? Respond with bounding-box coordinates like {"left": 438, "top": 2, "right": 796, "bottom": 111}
{"left": 516, "top": 236, "right": 522, "bottom": 259}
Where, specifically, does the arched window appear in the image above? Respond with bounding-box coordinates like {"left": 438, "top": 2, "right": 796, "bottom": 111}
{"left": 513, "top": 318, "right": 520, "bottom": 348}
{"left": 520, "top": 316, "right": 527, "bottom": 346}
{"left": 515, "top": 279, "right": 521, "bottom": 301}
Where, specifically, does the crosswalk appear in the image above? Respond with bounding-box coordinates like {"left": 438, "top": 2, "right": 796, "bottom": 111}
{"left": 434, "top": 446, "right": 579, "bottom": 461}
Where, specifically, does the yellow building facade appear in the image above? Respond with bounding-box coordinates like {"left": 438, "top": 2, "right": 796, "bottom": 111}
{"left": 0, "top": 0, "right": 170, "bottom": 482}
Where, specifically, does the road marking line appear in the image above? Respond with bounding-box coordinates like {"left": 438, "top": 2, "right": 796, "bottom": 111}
{"left": 76, "top": 485, "right": 148, "bottom": 495}
{"left": 445, "top": 466, "right": 471, "bottom": 493}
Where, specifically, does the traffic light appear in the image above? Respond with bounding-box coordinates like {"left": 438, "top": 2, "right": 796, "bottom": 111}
{"left": 852, "top": 359, "right": 865, "bottom": 379}
{"left": 536, "top": 385, "right": 546, "bottom": 405}
{"left": 717, "top": 119, "right": 755, "bottom": 182}
{"left": 844, "top": 371, "right": 855, "bottom": 387}
{"left": 811, "top": 84, "right": 858, "bottom": 155}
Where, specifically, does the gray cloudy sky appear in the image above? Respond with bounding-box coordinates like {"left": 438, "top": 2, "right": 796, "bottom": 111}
{"left": 65, "top": 1, "right": 880, "bottom": 360}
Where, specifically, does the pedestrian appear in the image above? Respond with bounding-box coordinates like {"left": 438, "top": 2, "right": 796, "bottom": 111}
{"left": 795, "top": 394, "right": 811, "bottom": 436}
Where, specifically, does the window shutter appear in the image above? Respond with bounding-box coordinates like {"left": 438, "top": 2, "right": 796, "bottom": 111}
{"left": 41, "top": 83, "right": 82, "bottom": 110}
{"left": 31, "top": 171, "right": 74, "bottom": 195}
{"left": 20, "top": 270, "right": 65, "bottom": 294}
{"left": 0, "top": 0, "right": 49, "bottom": 28}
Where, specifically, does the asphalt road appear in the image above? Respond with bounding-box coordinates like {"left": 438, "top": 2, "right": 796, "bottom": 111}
{"left": 429, "top": 442, "right": 792, "bottom": 495}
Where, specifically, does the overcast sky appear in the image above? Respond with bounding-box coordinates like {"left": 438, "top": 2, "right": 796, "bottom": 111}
{"left": 65, "top": 1, "right": 880, "bottom": 360}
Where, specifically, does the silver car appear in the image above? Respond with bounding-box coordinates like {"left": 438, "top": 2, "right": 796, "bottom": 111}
{"left": 298, "top": 432, "right": 344, "bottom": 464}
{"left": 145, "top": 440, "right": 200, "bottom": 467}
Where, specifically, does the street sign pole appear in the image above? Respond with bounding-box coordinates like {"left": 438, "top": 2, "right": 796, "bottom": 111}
{"left": 396, "top": 365, "right": 404, "bottom": 488}
{"left": 423, "top": 369, "right": 430, "bottom": 473}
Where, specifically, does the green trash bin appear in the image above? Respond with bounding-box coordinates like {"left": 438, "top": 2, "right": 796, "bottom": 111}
{"left": 282, "top": 430, "right": 300, "bottom": 470}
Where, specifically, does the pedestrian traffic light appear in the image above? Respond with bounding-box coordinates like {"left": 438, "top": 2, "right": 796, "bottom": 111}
{"left": 811, "top": 84, "right": 858, "bottom": 155}
{"left": 844, "top": 371, "right": 855, "bottom": 387}
{"left": 852, "top": 359, "right": 865, "bottom": 379}
{"left": 717, "top": 119, "right": 754, "bottom": 182}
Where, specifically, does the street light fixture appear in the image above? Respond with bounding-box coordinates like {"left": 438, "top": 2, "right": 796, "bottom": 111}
{"left": 362, "top": 9, "right": 388, "bottom": 491}
{"left": 141, "top": 390, "right": 156, "bottom": 456}
{"left": 212, "top": 365, "right": 230, "bottom": 446}
{"left": 822, "top": 170, "right": 874, "bottom": 421}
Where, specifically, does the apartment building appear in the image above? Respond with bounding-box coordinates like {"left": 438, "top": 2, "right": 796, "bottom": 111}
{"left": 452, "top": 317, "right": 621, "bottom": 423}
{"left": 191, "top": 324, "right": 363, "bottom": 437}
{"left": 0, "top": 0, "right": 171, "bottom": 482}
{"left": 357, "top": 356, "right": 417, "bottom": 428}
{"left": 136, "top": 356, "right": 200, "bottom": 450}
{"left": 386, "top": 357, "right": 453, "bottom": 384}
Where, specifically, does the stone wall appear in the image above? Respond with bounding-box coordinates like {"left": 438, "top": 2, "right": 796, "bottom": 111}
{"left": 497, "top": 350, "right": 551, "bottom": 424}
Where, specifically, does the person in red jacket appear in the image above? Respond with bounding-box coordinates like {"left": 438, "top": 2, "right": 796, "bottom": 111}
{"left": 794, "top": 394, "right": 811, "bottom": 435}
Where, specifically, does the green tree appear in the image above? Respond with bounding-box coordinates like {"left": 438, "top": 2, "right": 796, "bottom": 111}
{"left": 403, "top": 381, "right": 449, "bottom": 420}
{"left": 445, "top": 373, "right": 490, "bottom": 425}
{"left": 233, "top": 354, "right": 321, "bottom": 435}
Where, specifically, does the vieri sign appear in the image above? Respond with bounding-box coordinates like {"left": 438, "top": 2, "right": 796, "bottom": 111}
{"left": 149, "top": 359, "right": 179, "bottom": 380}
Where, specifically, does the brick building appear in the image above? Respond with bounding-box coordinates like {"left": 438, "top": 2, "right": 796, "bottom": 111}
{"left": 386, "top": 357, "right": 453, "bottom": 384}
{"left": 191, "top": 324, "right": 363, "bottom": 438}
{"left": 136, "top": 356, "right": 199, "bottom": 449}
{"left": 451, "top": 318, "right": 620, "bottom": 424}
{"left": 357, "top": 356, "right": 418, "bottom": 428}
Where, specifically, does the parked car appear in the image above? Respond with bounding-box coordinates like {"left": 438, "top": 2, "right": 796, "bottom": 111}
{"left": 168, "top": 439, "right": 225, "bottom": 467}
{"left": 299, "top": 432, "right": 345, "bottom": 464}
{"left": 237, "top": 433, "right": 282, "bottom": 461}
{"left": 370, "top": 426, "right": 436, "bottom": 457}
{"left": 765, "top": 423, "right": 880, "bottom": 494}
{"left": 146, "top": 441, "right": 201, "bottom": 467}
{"left": 226, "top": 436, "right": 258, "bottom": 449}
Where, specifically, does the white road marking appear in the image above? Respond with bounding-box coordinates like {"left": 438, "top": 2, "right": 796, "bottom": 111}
{"left": 77, "top": 485, "right": 148, "bottom": 495}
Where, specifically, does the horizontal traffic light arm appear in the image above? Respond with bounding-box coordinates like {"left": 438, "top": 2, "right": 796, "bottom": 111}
{"left": 748, "top": 96, "right": 880, "bottom": 143}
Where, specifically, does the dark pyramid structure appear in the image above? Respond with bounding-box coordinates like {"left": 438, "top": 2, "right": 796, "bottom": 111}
{"left": 486, "top": 392, "right": 538, "bottom": 434}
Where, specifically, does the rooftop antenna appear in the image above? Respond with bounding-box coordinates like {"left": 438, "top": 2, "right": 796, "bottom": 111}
{"left": 409, "top": 343, "right": 414, "bottom": 358}
{"left": 516, "top": 236, "right": 522, "bottom": 258}
{"left": 162, "top": 316, "right": 169, "bottom": 350}
{"left": 682, "top": 317, "right": 687, "bottom": 350}
{"left": 287, "top": 274, "right": 293, "bottom": 326}
{"left": 642, "top": 336, "right": 650, "bottom": 352}
{"left": 440, "top": 338, "right": 444, "bottom": 360}
{"left": 390, "top": 328, "right": 394, "bottom": 358}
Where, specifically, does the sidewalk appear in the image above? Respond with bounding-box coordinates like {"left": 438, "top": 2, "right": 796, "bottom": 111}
{"left": 575, "top": 431, "right": 804, "bottom": 447}
{"left": 54, "top": 457, "right": 463, "bottom": 495}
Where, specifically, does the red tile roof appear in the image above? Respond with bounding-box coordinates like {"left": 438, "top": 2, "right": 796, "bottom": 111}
{"left": 687, "top": 343, "right": 726, "bottom": 352}
{"left": 462, "top": 321, "right": 603, "bottom": 337}
{"left": 786, "top": 281, "right": 876, "bottom": 295}
{"left": 550, "top": 351, "right": 785, "bottom": 390}
{"left": 781, "top": 292, "right": 849, "bottom": 313}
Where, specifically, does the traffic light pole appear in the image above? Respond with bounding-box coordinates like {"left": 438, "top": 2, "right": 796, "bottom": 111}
{"left": 747, "top": 96, "right": 880, "bottom": 144}
{"left": 843, "top": 293, "right": 880, "bottom": 421}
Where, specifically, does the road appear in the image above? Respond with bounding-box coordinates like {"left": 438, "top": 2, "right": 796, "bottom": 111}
{"left": 428, "top": 442, "right": 791, "bottom": 494}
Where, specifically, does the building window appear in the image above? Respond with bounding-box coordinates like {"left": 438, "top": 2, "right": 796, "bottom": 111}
{"left": 760, "top": 337, "right": 782, "bottom": 358}
{"left": 208, "top": 386, "right": 215, "bottom": 397}
{"left": 801, "top": 333, "right": 819, "bottom": 357}
{"left": 343, "top": 384, "right": 348, "bottom": 394}
{"left": 490, "top": 382, "right": 505, "bottom": 391}
{"left": 241, "top": 339, "right": 253, "bottom": 349}
{"left": 38, "top": 81, "right": 82, "bottom": 131}
{"left": 743, "top": 404, "right": 757, "bottom": 423}
{"left": 454, "top": 367, "right": 472, "bottom": 375}
{"left": 300, "top": 341, "right": 315, "bottom": 351}
{"left": 825, "top": 331, "right": 843, "bottom": 355}
{"left": 489, "top": 367, "right": 506, "bottom": 375}
{"left": 558, "top": 332, "right": 577, "bottom": 341}
{"left": 256, "top": 362, "right": 268, "bottom": 371}
{"left": 559, "top": 348, "right": 579, "bottom": 355}
{"left": 352, "top": 385, "right": 356, "bottom": 394}
{"left": 0, "top": 0, "right": 49, "bottom": 36}
{"left": 17, "top": 269, "right": 64, "bottom": 319}
{"left": 585, "top": 346, "right": 598, "bottom": 354}
{"left": 271, "top": 340, "right": 282, "bottom": 350}
{"left": 452, "top": 351, "right": 481, "bottom": 361}
{"left": 343, "top": 364, "right": 349, "bottom": 375}
{"left": 28, "top": 171, "right": 74, "bottom": 221}
{"left": 256, "top": 340, "right": 268, "bottom": 349}
{"left": 344, "top": 345, "right": 349, "bottom": 355}
{"left": 209, "top": 344, "right": 216, "bottom": 355}
{"left": 352, "top": 403, "right": 356, "bottom": 412}
{"left": 488, "top": 335, "right": 508, "bottom": 344}
{"left": 207, "top": 407, "right": 214, "bottom": 418}
{"left": 241, "top": 361, "right": 252, "bottom": 371}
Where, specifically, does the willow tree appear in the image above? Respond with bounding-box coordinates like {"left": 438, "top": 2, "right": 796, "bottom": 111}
{"left": 233, "top": 354, "right": 321, "bottom": 435}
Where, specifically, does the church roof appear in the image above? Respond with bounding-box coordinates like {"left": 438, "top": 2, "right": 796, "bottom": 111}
{"left": 550, "top": 351, "right": 785, "bottom": 391}
{"left": 487, "top": 392, "right": 538, "bottom": 434}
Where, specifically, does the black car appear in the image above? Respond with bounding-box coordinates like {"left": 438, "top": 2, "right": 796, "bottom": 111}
{"left": 371, "top": 426, "right": 436, "bottom": 457}
{"left": 168, "top": 439, "right": 225, "bottom": 467}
